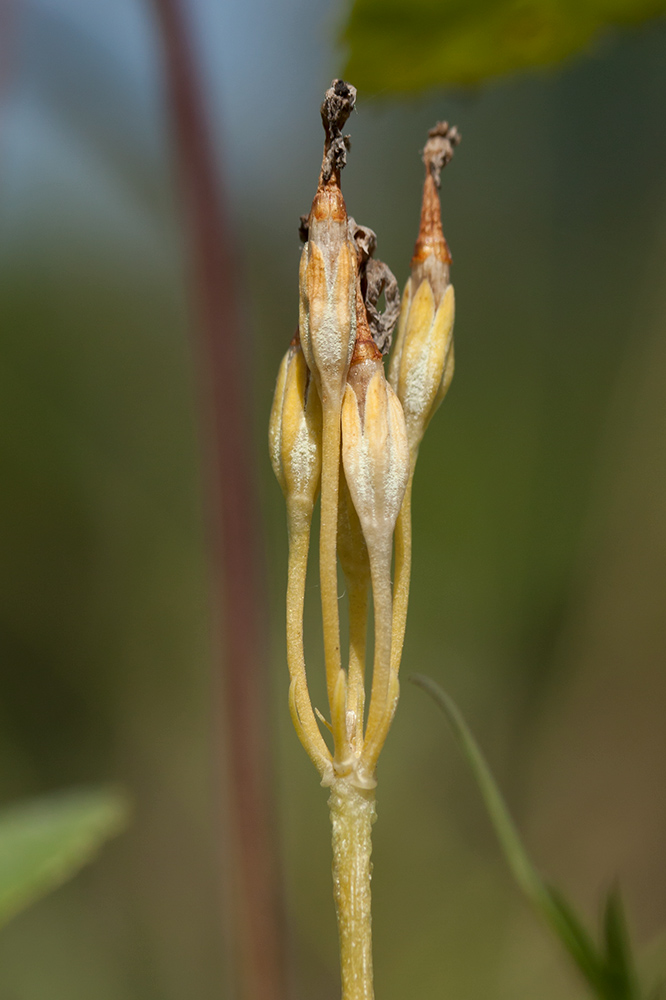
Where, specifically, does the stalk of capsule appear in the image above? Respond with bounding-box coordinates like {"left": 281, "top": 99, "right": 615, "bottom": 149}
{"left": 341, "top": 313, "right": 410, "bottom": 782}
{"left": 299, "top": 87, "right": 359, "bottom": 765}
{"left": 337, "top": 465, "right": 370, "bottom": 759}
{"left": 388, "top": 123, "right": 458, "bottom": 679}
{"left": 269, "top": 337, "right": 333, "bottom": 781}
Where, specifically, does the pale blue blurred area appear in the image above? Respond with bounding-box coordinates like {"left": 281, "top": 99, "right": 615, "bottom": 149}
{"left": 0, "top": 0, "right": 340, "bottom": 257}
{"left": 1, "top": 1, "right": 666, "bottom": 998}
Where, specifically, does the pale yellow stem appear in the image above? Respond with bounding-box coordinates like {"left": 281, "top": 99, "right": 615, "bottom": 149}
{"left": 346, "top": 578, "right": 369, "bottom": 754}
{"left": 362, "top": 536, "right": 393, "bottom": 765}
{"left": 286, "top": 502, "right": 333, "bottom": 778}
{"left": 360, "top": 471, "right": 416, "bottom": 773}
{"left": 320, "top": 402, "right": 346, "bottom": 758}
{"left": 390, "top": 469, "right": 414, "bottom": 677}
{"left": 329, "top": 778, "right": 376, "bottom": 1000}
{"left": 338, "top": 467, "right": 371, "bottom": 756}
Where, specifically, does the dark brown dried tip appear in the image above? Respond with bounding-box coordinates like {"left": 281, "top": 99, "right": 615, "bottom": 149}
{"left": 350, "top": 220, "right": 377, "bottom": 265}
{"left": 320, "top": 79, "right": 357, "bottom": 184}
{"left": 349, "top": 219, "right": 400, "bottom": 356}
{"left": 412, "top": 121, "right": 459, "bottom": 271}
{"left": 423, "top": 122, "right": 461, "bottom": 189}
{"left": 298, "top": 215, "right": 309, "bottom": 243}
{"left": 364, "top": 259, "right": 399, "bottom": 355}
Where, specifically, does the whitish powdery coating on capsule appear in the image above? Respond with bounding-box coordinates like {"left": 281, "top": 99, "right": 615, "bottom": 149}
{"left": 290, "top": 422, "right": 320, "bottom": 496}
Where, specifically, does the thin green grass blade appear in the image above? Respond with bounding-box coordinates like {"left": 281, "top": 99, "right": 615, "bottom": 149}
{"left": 411, "top": 675, "right": 544, "bottom": 901}
{"left": 0, "top": 786, "right": 129, "bottom": 928}
{"left": 411, "top": 674, "right": 612, "bottom": 997}
{"left": 543, "top": 883, "right": 612, "bottom": 995}
{"left": 603, "top": 887, "right": 640, "bottom": 999}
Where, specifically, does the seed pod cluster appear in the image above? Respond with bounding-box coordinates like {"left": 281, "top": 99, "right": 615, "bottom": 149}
{"left": 269, "top": 85, "right": 460, "bottom": 1000}
{"left": 269, "top": 86, "right": 459, "bottom": 789}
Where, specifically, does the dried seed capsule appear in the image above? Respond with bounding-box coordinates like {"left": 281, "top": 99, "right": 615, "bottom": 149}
{"left": 389, "top": 281, "right": 455, "bottom": 456}
{"left": 388, "top": 122, "right": 459, "bottom": 457}
{"left": 341, "top": 325, "right": 410, "bottom": 547}
{"left": 268, "top": 335, "right": 322, "bottom": 514}
{"left": 299, "top": 81, "right": 358, "bottom": 407}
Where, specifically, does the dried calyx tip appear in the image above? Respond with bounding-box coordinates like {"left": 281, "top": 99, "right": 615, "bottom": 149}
{"left": 350, "top": 219, "right": 400, "bottom": 357}
{"left": 423, "top": 122, "right": 460, "bottom": 188}
{"left": 320, "top": 79, "right": 357, "bottom": 184}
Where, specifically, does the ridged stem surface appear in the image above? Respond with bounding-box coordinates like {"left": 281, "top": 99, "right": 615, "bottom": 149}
{"left": 329, "top": 779, "right": 377, "bottom": 1000}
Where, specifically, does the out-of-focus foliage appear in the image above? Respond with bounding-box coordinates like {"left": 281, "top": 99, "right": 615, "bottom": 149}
{"left": 0, "top": 788, "right": 128, "bottom": 928}
{"left": 343, "top": 0, "right": 666, "bottom": 92}
{"left": 414, "top": 675, "right": 653, "bottom": 1000}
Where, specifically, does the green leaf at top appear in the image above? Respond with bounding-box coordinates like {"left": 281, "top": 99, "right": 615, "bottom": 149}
{"left": 342, "top": 0, "right": 666, "bottom": 94}
{"left": 0, "top": 787, "right": 129, "bottom": 928}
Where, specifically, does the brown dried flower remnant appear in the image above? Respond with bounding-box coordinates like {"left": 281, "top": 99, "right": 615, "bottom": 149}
{"left": 320, "top": 79, "right": 356, "bottom": 183}
{"left": 423, "top": 121, "right": 461, "bottom": 187}
{"left": 349, "top": 219, "right": 401, "bottom": 356}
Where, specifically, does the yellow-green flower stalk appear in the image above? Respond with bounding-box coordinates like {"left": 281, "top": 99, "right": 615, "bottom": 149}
{"left": 388, "top": 122, "right": 459, "bottom": 679}
{"left": 340, "top": 313, "right": 410, "bottom": 781}
{"left": 337, "top": 463, "right": 370, "bottom": 759}
{"left": 326, "top": 297, "right": 409, "bottom": 1000}
{"left": 270, "top": 88, "right": 460, "bottom": 1000}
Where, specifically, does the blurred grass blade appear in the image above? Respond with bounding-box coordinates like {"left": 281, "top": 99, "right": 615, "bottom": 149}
{"left": 544, "top": 884, "right": 610, "bottom": 995}
{"left": 0, "top": 787, "right": 129, "bottom": 928}
{"left": 411, "top": 674, "right": 545, "bottom": 901}
{"left": 411, "top": 674, "right": 627, "bottom": 999}
{"left": 604, "top": 887, "right": 640, "bottom": 998}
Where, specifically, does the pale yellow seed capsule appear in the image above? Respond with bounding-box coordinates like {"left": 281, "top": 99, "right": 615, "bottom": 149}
{"left": 341, "top": 369, "right": 410, "bottom": 546}
{"left": 299, "top": 186, "right": 358, "bottom": 406}
{"left": 389, "top": 281, "right": 455, "bottom": 455}
{"left": 268, "top": 339, "right": 322, "bottom": 512}
{"left": 388, "top": 122, "right": 458, "bottom": 458}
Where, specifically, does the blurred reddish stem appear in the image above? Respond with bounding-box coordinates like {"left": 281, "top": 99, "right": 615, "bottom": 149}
{"left": 150, "top": 2, "right": 287, "bottom": 999}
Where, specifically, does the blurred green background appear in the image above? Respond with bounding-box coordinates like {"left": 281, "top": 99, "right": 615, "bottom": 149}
{"left": 1, "top": 1, "right": 666, "bottom": 998}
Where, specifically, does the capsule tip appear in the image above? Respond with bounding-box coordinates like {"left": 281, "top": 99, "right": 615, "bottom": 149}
{"left": 412, "top": 122, "right": 460, "bottom": 268}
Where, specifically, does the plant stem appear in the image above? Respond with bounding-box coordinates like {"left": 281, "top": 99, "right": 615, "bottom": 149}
{"left": 320, "top": 403, "right": 345, "bottom": 751}
{"left": 363, "top": 537, "right": 394, "bottom": 769}
{"left": 329, "top": 778, "right": 377, "bottom": 1000}
{"left": 286, "top": 504, "right": 333, "bottom": 777}
{"left": 338, "top": 466, "right": 370, "bottom": 757}
{"left": 391, "top": 470, "right": 414, "bottom": 675}
{"left": 346, "top": 578, "right": 369, "bottom": 754}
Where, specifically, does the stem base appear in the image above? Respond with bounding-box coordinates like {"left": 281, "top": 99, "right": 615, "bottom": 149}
{"left": 329, "top": 779, "right": 377, "bottom": 1000}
